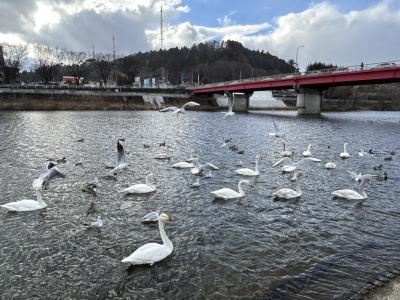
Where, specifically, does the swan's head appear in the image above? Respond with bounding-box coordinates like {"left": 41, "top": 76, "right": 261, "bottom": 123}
{"left": 159, "top": 213, "right": 173, "bottom": 222}
{"left": 256, "top": 155, "right": 263, "bottom": 160}
{"left": 344, "top": 142, "right": 348, "bottom": 147}
{"left": 297, "top": 172, "right": 304, "bottom": 178}
{"left": 47, "top": 161, "right": 57, "bottom": 169}
{"left": 97, "top": 216, "right": 102, "bottom": 220}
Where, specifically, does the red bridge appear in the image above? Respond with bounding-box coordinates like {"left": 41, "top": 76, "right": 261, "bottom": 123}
{"left": 190, "top": 61, "right": 400, "bottom": 114}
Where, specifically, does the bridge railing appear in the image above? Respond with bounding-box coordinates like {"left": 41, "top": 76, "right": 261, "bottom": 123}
{"left": 190, "top": 59, "right": 400, "bottom": 90}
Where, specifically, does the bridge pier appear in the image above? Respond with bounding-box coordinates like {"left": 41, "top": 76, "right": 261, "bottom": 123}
{"left": 231, "top": 92, "right": 251, "bottom": 112}
{"left": 296, "top": 89, "right": 322, "bottom": 115}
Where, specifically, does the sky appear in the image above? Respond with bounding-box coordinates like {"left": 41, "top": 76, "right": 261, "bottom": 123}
{"left": 0, "top": 0, "right": 399, "bottom": 70}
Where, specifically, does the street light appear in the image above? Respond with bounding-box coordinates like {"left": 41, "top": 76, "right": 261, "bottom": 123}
{"left": 295, "top": 45, "right": 304, "bottom": 74}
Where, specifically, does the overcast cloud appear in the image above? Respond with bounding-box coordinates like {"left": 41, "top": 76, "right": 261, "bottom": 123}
{"left": 0, "top": 0, "right": 399, "bottom": 69}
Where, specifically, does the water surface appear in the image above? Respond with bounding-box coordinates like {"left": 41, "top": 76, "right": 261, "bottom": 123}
{"left": 0, "top": 110, "right": 399, "bottom": 299}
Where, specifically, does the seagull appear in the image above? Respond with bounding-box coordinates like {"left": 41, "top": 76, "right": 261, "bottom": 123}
{"left": 347, "top": 171, "right": 363, "bottom": 182}
{"left": 159, "top": 101, "right": 200, "bottom": 114}
{"left": 140, "top": 211, "right": 160, "bottom": 223}
{"left": 269, "top": 121, "right": 288, "bottom": 143}
{"left": 109, "top": 139, "right": 127, "bottom": 174}
{"left": 273, "top": 155, "right": 321, "bottom": 173}
{"left": 32, "top": 162, "right": 65, "bottom": 190}
{"left": 222, "top": 96, "right": 235, "bottom": 118}
{"left": 84, "top": 216, "right": 103, "bottom": 229}
{"left": 188, "top": 157, "right": 219, "bottom": 175}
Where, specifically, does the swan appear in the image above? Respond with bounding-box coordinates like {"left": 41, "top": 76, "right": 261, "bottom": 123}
{"left": 122, "top": 213, "right": 173, "bottom": 266}
{"left": 159, "top": 101, "right": 200, "bottom": 114}
{"left": 280, "top": 143, "right": 292, "bottom": 157}
{"left": 273, "top": 173, "right": 303, "bottom": 199}
{"left": 235, "top": 155, "right": 262, "bottom": 176}
{"left": 121, "top": 173, "right": 156, "bottom": 194}
{"left": 154, "top": 146, "right": 171, "bottom": 160}
{"left": 302, "top": 144, "right": 312, "bottom": 157}
{"left": 1, "top": 188, "right": 47, "bottom": 212}
{"left": 211, "top": 180, "right": 250, "bottom": 200}
{"left": 325, "top": 162, "right": 336, "bottom": 169}
{"left": 140, "top": 211, "right": 160, "bottom": 223}
{"left": 269, "top": 121, "right": 288, "bottom": 143}
{"left": 109, "top": 139, "right": 128, "bottom": 174}
{"left": 32, "top": 162, "right": 65, "bottom": 190}
{"left": 188, "top": 157, "right": 219, "bottom": 175}
{"left": 172, "top": 161, "right": 194, "bottom": 169}
{"left": 331, "top": 175, "right": 372, "bottom": 200}
{"left": 340, "top": 143, "right": 350, "bottom": 159}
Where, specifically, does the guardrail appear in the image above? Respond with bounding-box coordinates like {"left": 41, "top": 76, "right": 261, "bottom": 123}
{"left": 190, "top": 60, "right": 400, "bottom": 90}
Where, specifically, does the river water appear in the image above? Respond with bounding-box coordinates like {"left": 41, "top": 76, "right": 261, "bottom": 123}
{"left": 0, "top": 110, "right": 399, "bottom": 299}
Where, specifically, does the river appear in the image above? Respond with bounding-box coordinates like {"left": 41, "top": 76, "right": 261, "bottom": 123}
{"left": 0, "top": 110, "right": 399, "bottom": 299}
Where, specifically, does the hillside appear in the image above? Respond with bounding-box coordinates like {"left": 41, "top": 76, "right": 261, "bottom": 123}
{"left": 117, "top": 40, "right": 295, "bottom": 85}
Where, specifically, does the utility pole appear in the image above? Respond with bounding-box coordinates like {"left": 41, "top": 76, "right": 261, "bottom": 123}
{"left": 295, "top": 45, "right": 304, "bottom": 75}
{"left": 92, "top": 42, "right": 95, "bottom": 60}
{"left": 160, "top": 4, "right": 164, "bottom": 50}
{"left": 113, "top": 34, "right": 117, "bottom": 86}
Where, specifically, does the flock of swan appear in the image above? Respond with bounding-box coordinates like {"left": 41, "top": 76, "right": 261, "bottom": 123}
{"left": 0, "top": 102, "right": 393, "bottom": 268}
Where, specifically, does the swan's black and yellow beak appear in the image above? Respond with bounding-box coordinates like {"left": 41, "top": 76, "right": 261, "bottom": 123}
{"left": 164, "top": 215, "right": 173, "bottom": 221}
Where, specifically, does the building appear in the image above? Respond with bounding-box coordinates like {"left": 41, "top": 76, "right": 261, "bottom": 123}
{"left": 0, "top": 45, "right": 5, "bottom": 83}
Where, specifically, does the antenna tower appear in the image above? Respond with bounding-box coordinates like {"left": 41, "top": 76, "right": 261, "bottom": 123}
{"left": 160, "top": 4, "right": 164, "bottom": 50}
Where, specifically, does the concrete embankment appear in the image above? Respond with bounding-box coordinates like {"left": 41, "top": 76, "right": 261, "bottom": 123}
{"left": 0, "top": 88, "right": 218, "bottom": 111}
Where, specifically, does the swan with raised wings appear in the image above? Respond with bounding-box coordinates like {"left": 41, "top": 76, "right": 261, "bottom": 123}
{"left": 122, "top": 213, "right": 173, "bottom": 266}
{"left": 235, "top": 155, "right": 262, "bottom": 176}
{"left": 211, "top": 180, "right": 250, "bottom": 200}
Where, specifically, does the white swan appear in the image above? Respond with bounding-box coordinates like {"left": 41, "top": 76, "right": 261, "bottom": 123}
{"left": 331, "top": 175, "right": 371, "bottom": 200}
{"left": 1, "top": 188, "right": 47, "bottom": 212}
{"left": 272, "top": 173, "right": 303, "bottom": 199}
{"left": 211, "top": 180, "right": 250, "bottom": 200}
{"left": 280, "top": 143, "right": 292, "bottom": 157}
{"left": 159, "top": 101, "right": 200, "bottom": 114}
{"left": 154, "top": 146, "right": 171, "bottom": 160}
{"left": 172, "top": 161, "right": 194, "bottom": 169}
{"left": 340, "top": 143, "right": 350, "bottom": 159}
{"left": 235, "top": 155, "right": 262, "bottom": 176}
{"left": 122, "top": 213, "right": 173, "bottom": 266}
{"left": 325, "top": 162, "right": 336, "bottom": 169}
{"left": 121, "top": 173, "right": 156, "bottom": 194}
{"left": 302, "top": 144, "right": 312, "bottom": 157}
{"left": 188, "top": 157, "right": 219, "bottom": 175}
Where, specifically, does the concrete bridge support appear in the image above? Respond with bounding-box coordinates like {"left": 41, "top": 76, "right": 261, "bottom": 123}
{"left": 296, "top": 89, "right": 322, "bottom": 115}
{"left": 231, "top": 92, "right": 251, "bottom": 112}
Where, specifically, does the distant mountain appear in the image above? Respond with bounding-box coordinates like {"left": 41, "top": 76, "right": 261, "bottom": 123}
{"left": 117, "top": 40, "right": 295, "bottom": 85}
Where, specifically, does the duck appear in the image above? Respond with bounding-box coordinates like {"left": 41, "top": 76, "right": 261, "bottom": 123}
{"left": 272, "top": 173, "right": 303, "bottom": 199}
{"left": 340, "top": 143, "right": 350, "bottom": 159}
{"left": 1, "top": 188, "right": 47, "bottom": 212}
{"left": 120, "top": 173, "right": 156, "bottom": 194}
{"left": 211, "top": 180, "right": 250, "bottom": 200}
{"left": 302, "top": 144, "right": 312, "bottom": 157}
{"left": 122, "top": 213, "right": 173, "bottom": 266}
{"left": 235, "top": 155, "right": 262, "bottom": 176}
{"left": 376, "top": 172, "right": 388, "bottom": 181}
{"left": 331, "top": 175, "right": 371, "bottom": 200}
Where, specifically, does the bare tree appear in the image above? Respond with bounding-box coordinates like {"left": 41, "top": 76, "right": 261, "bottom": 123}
{"left": 118, "top": 55, "right": 139, "bottom": 85}
{"left": 1, "top": 43, "right": 29, "bottom": 83}
{"left": 94, "top": 53, "right": 113, "bottom": 86}
{"left": 34, "top": 44, "right": 64, "bottom": 84}
{"left": 64, "top": 50, "right": 88, "bottom": 85}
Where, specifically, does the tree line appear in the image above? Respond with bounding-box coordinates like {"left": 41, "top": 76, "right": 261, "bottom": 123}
{"left": 0, "top": 40, "right": 297, "bottom": 86}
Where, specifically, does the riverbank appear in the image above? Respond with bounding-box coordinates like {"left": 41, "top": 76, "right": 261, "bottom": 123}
{"left": 0, "top": 88, "right": 217, "bottom": 111}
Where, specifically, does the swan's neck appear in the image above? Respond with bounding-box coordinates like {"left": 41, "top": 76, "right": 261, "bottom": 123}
{"left": 295, "top": 179, "right": 301, "bottom": 194}
{"left": 307, "top": 144, "right": 311, "bottom": 151}
{"left": 238, "top": 182, "right": 246, "bottom": 196}
{"left": 158, "top": 219, "right": 173, "bottom": 249}
{"left": 254, "top": 158, "right": 259, "bottom": 173}
{"left": 358, "top": 179, "right": 368, "bottom": 197}
{"left": 283, "top": 143, "right": 286, "bottom": 151}
{"left": 344, "top": 144, "right": 348, "bottom": 152}
{"left": 145, "top": 174, "right": 152, "bottom": 186}
{"left": 35, "top": 189, "right": 44, "bottom": 204}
